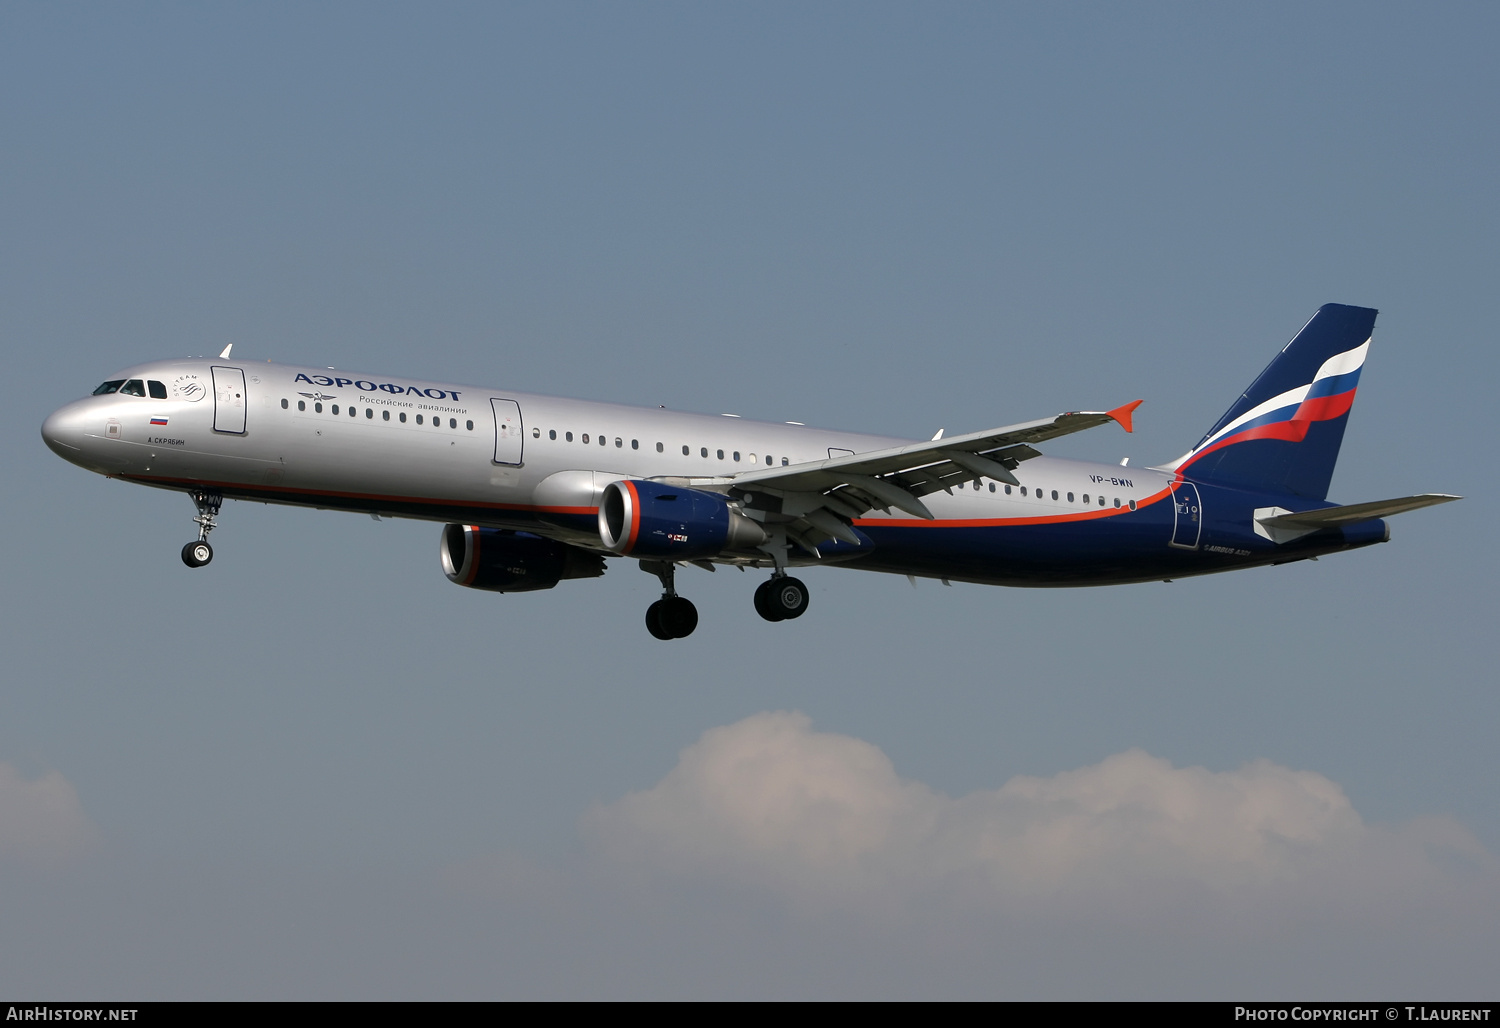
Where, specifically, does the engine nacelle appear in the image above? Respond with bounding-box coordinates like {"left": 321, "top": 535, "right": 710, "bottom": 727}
{"left": 441, "top": 525, "right": 605, "bottom": 593}
{"left": 598, "top": 479, "right": 767, "bottom": 559}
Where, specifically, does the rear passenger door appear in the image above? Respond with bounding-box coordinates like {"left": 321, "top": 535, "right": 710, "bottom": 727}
{"left": 1169, "top": 482, "right": 1202, "bottom": 549}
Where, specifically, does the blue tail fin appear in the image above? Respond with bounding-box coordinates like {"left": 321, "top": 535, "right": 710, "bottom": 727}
{"left": 1171, "top": 304, "right": 1376, "bottom": 500}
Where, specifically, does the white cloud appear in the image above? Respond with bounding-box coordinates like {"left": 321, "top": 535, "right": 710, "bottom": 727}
{"left": 584, "top": 712, "right": 1497, "bottom": 922}
{"left": 0, "top": 762, "right": 93, "bottom": 862}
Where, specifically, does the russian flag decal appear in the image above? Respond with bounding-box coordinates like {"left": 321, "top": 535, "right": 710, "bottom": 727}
{"left": 150, "top": 417, "right": 169, "bottom": 426}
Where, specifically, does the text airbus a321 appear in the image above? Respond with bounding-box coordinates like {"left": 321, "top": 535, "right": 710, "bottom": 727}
{"left": 42, "top": 303, "right": 1457, "bottom": 639}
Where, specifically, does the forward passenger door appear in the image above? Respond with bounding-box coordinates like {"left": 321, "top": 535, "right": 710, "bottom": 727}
{"left": 211, "top": 366, "right": 246, "bottom": 434}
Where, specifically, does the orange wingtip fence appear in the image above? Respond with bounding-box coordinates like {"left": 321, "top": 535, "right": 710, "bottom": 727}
{"left": 1107, "top": 400, "right": 1143, "bottom": 433}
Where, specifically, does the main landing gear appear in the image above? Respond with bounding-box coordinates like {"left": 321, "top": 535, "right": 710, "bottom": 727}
{"left": 754, "top": 575, "right": 810, "bottom": 622}
{"left": 641, "top": 560, "right": 699, "bottom": 640}
{"left": 751, "top": 526, "right": 809, "bottom": 623}
{"left": 637, "top": 561, "right": 810, "bottom": 639}
{"left": 180, "top": 491, "right": 222, "bottom": 568}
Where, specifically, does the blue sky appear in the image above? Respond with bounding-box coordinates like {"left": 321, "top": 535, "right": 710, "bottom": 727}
{"left": 2, "top": 3, "right": 1496, "bottom": 998}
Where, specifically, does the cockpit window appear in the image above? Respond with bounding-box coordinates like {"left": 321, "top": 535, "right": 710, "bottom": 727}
{"left": 148, "top": 380, "right": 167, "bottom": 399}
{"left": 93, "top": 380, "right": 125, "bottom": 395}
{"left": 119, "top": 379, "right": 146, "bottom": 397}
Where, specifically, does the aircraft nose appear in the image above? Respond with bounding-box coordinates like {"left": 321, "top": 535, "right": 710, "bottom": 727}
{"left": 41, "top": 401, "right": 88, "bottom": 460}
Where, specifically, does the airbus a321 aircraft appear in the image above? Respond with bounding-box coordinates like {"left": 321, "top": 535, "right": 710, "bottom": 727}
{"left": 42, "top": 303, "right": 1456, "bottom": 639}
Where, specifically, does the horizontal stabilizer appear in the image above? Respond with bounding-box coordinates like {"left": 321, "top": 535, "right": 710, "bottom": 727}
{"left": 1254, "top": 493, "right": 1459, "bottom": 543}
{"left": 1261, "top": 493, "right": 1460, "bottom": 529}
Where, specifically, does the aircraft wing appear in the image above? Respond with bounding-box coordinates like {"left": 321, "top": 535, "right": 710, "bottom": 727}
{"left": 720, "top": 401, "right": 1142, "bottom": 554}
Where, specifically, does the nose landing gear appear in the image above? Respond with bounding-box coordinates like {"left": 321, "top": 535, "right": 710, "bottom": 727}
{"left": 754, "top": 575, "right": 810, "bottom": 622}
{"left": 640, "top": 560, "right": 698, "bottom": 640}
{"left": 181, "top": 491, "right": 222, "bottom": 568}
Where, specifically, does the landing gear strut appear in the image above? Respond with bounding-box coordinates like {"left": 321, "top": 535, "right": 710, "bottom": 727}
{"left": 640, "top": 560, "right": 698, "bottom": 640}
{"left": 181, "top": 491, "right": 222, "bottom": 568}
{"left": 754, "top": 574, "right": 810, "bottom": 622}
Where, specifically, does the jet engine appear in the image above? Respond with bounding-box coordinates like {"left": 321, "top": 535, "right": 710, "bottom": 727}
{"left": 441, "top": 525, "right": 606, "bottom": 593}
{"left": 598, "top": 479, "right": 767, "bottom": 560}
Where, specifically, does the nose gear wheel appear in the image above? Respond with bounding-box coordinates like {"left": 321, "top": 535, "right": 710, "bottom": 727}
{"left": 181, "top": 491, "right": 223, "bottom": 568}
{"left": 181, "top": 541, "right": 214, "bottom": 568}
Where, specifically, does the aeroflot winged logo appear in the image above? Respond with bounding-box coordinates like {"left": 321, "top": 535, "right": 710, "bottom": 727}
{"left": 294, "top": 373, "right": 462, "bottom": 401}
{"left": 1177, "top": 338, "right": 1368, "bottom": 469}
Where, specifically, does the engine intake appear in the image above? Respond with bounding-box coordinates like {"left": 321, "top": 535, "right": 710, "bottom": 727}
{"left": 599, "top": 479, "right": 767, "bottom": 559}
{"left": 441, "top": 525, "right": 605, "bottom": 593}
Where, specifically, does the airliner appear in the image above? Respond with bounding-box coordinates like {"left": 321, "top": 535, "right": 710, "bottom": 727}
{"left": 41, "top": 303, "right": 1456, "bottom": 639}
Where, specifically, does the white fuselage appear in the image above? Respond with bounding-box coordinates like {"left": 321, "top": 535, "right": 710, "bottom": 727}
{"left": 42, "top": 358, "right": 1166, "bottom": 561}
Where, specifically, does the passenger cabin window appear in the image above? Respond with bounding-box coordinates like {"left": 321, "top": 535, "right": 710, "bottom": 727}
{"left": 332, "top": 404, "right": 340, "bottom": 415}
{"left": 416, "top": 414, "right": 423, "bottom": 424}
{"left": 400, "top": 412, "right": 406, "bottom": 423}
{"left": 315, "top": 402, "right": 323, "bottom": 413}
{"left": 382, "top": 410, "right": 390, "bottom": 421}
{"left": 281, "top": 398, "right": 289, "bottom": 409}
{"left": 119, "top": 380, "right": 146, "bottom": 397}
{"left": 93, "top": 380, "right": 125, "bottom": 395}
{"left": 565, "top": 431, "right": 572, "bottom": 441}
{"left": 148, "top": 381, "right": 167, "bottom": 399}
{"left": 298, "top": 400, "right": 306, "bottom": 411}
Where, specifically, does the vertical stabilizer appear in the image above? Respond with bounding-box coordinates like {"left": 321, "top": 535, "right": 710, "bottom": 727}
{"left": 1170, "top": 304, "right": 1376, "bottom": 500}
